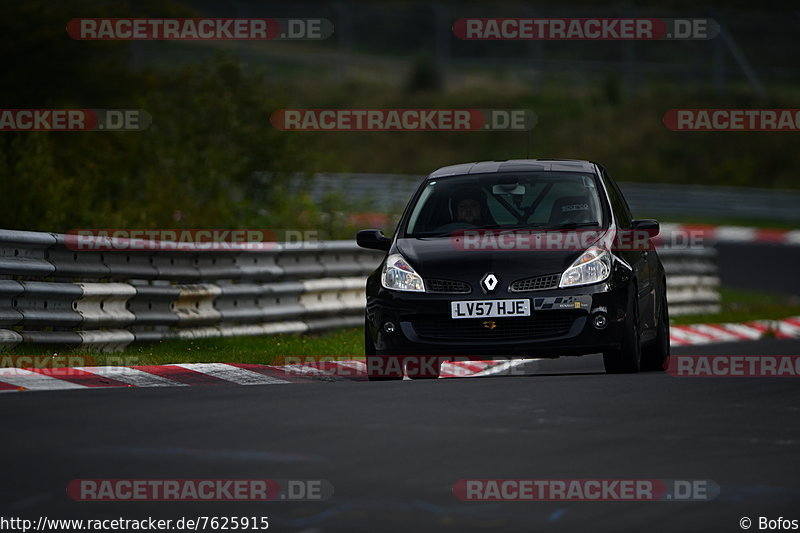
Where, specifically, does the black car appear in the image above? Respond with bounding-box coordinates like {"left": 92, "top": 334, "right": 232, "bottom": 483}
{"left": 357, "top": 159, "right": 670, "bottom": 379}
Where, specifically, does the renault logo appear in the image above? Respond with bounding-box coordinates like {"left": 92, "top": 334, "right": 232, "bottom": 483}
{"left": 481, "top": 273, "right": 499, "bottom": 293}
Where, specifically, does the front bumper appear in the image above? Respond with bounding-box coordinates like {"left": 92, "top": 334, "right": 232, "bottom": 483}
{"left": 366, "top": 278, "right": 631, "bottom": 358}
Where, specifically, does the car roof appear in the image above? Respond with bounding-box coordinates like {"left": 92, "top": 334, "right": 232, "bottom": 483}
{"left": 428, "top": 159, "right": 597, "bottom": 178}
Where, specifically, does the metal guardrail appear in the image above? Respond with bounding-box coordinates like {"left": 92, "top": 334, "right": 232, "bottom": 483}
{"left": 289, "top": 173, "right": 800, "bottom": 223}
{"left": 0, "top": 229, "right": 718, "bottom": 352}
{"left": 660, "top": 248, "right": 721, "bottom": 316}
{"left": 0, "top": 229, "right": 383, "bottom": 351}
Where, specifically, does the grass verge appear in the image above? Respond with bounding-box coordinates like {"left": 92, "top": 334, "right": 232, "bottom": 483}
{"left": 671, "top": 287, "right": 800, "bottom": 326}
{"left": 4, "top": 288, "right": 798, "bottom": 368}
{"left": 4, "top": 329, "right": 365, "bottom": 367}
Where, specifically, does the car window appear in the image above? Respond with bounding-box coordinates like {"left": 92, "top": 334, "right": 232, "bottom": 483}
{"left": 527, "top": 181, "right": 602, "bottom": 224}
{"left": 601, "top": 169, "right": 632, "bottom": 228}
{"left": 405, "top": 172, "right": 606, "bottom": 236}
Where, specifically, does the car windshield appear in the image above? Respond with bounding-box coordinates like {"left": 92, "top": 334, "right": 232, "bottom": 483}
{"left": 404, "top": 172, "right": 606, "bottom": 237}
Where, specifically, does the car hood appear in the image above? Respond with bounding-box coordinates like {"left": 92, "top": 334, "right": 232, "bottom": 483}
{"left": 394, "top": 230, "right": 607, "bottom": 287}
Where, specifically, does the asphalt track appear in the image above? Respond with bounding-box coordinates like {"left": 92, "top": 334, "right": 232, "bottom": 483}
{"left": 2, "top": 242, "right": 799, "bottom": 532}
{"left": 2, "top": 337, "right": 799, "bottom": 533}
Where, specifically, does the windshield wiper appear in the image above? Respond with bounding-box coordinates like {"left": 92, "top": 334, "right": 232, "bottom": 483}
{"left": 462, "top": 223, "right": 544, "bottom": 231}
{"left": 413, "top": 232, "right": 452, "bottom": 238}
{"left": 546, "top": 222, "right": 601, "bottom": 230}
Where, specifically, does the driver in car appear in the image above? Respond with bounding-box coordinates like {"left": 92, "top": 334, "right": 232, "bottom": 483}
{"left": 452, "top": 187, "right": 492, "bottom": 226}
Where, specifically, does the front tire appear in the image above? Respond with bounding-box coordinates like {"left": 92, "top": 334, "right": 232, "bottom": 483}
{"left": 641, "top": 289, "right": 670, "bottom": 371}
{"left": 365, "top": 317, "right": 402, "bottom": 381}
{"left": 366, "top": 355, "right": 404, "bottom": 381}
{"left": 603, "top": 292, "right": 641, "bottom": 374}
{"left": 407, "top": 355, "right": 442, "bottom": 379}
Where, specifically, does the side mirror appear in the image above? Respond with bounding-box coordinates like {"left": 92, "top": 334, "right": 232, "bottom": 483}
{"left": 631, "top": 219, "right": 660, "bottom": 238}
{"left": 356, "top": 229, "right": 392, "bottom": 252}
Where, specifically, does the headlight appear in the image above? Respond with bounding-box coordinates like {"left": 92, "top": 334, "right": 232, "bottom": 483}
{"left": 559, "top": 246, "right": 612, "bottom": 288}
{"left": 381, "top": 253, "right": 425, "bottom": 292}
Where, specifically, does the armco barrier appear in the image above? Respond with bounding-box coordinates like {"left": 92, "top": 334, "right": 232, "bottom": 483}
{"left": 290, "top": 173, "right": 800, "bottom": 223}
{"left": 0, "top": 229, "right": 718, "bottom": 352}
{"left": 661, "top": 248, "right": 721, "bottom": 316}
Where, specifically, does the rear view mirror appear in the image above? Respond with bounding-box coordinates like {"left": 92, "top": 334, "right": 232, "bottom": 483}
{"left": 356, "top": 229, "right": 392, "bottom": 251}
{"left": 492, "top": 183, "right": 525, "bottom": 195}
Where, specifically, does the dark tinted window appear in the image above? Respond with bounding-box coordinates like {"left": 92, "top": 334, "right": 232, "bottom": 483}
{"left": 404, "top": 172, "right": 605, "bottom": 237}
{"left": 601, "top": 169, "right": 633, "bottom": 228}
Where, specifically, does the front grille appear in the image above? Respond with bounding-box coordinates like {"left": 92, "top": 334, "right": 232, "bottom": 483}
{"left": 426, "top": 278, "right": 471, "bottom": 294}
{"left": 509, "top": 273, "right": 560, "bottom": 292}
{"left": 410, "top": 313, "right": 578, "bottom": 342}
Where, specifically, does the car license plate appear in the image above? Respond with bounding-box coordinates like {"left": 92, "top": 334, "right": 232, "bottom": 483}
{"left": 450, "top": 299, "right": 530, "bottom": 319}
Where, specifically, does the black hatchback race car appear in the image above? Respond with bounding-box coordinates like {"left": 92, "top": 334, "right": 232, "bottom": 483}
{"left": 357, "top": 159, "right": 669, "bottom": 379}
